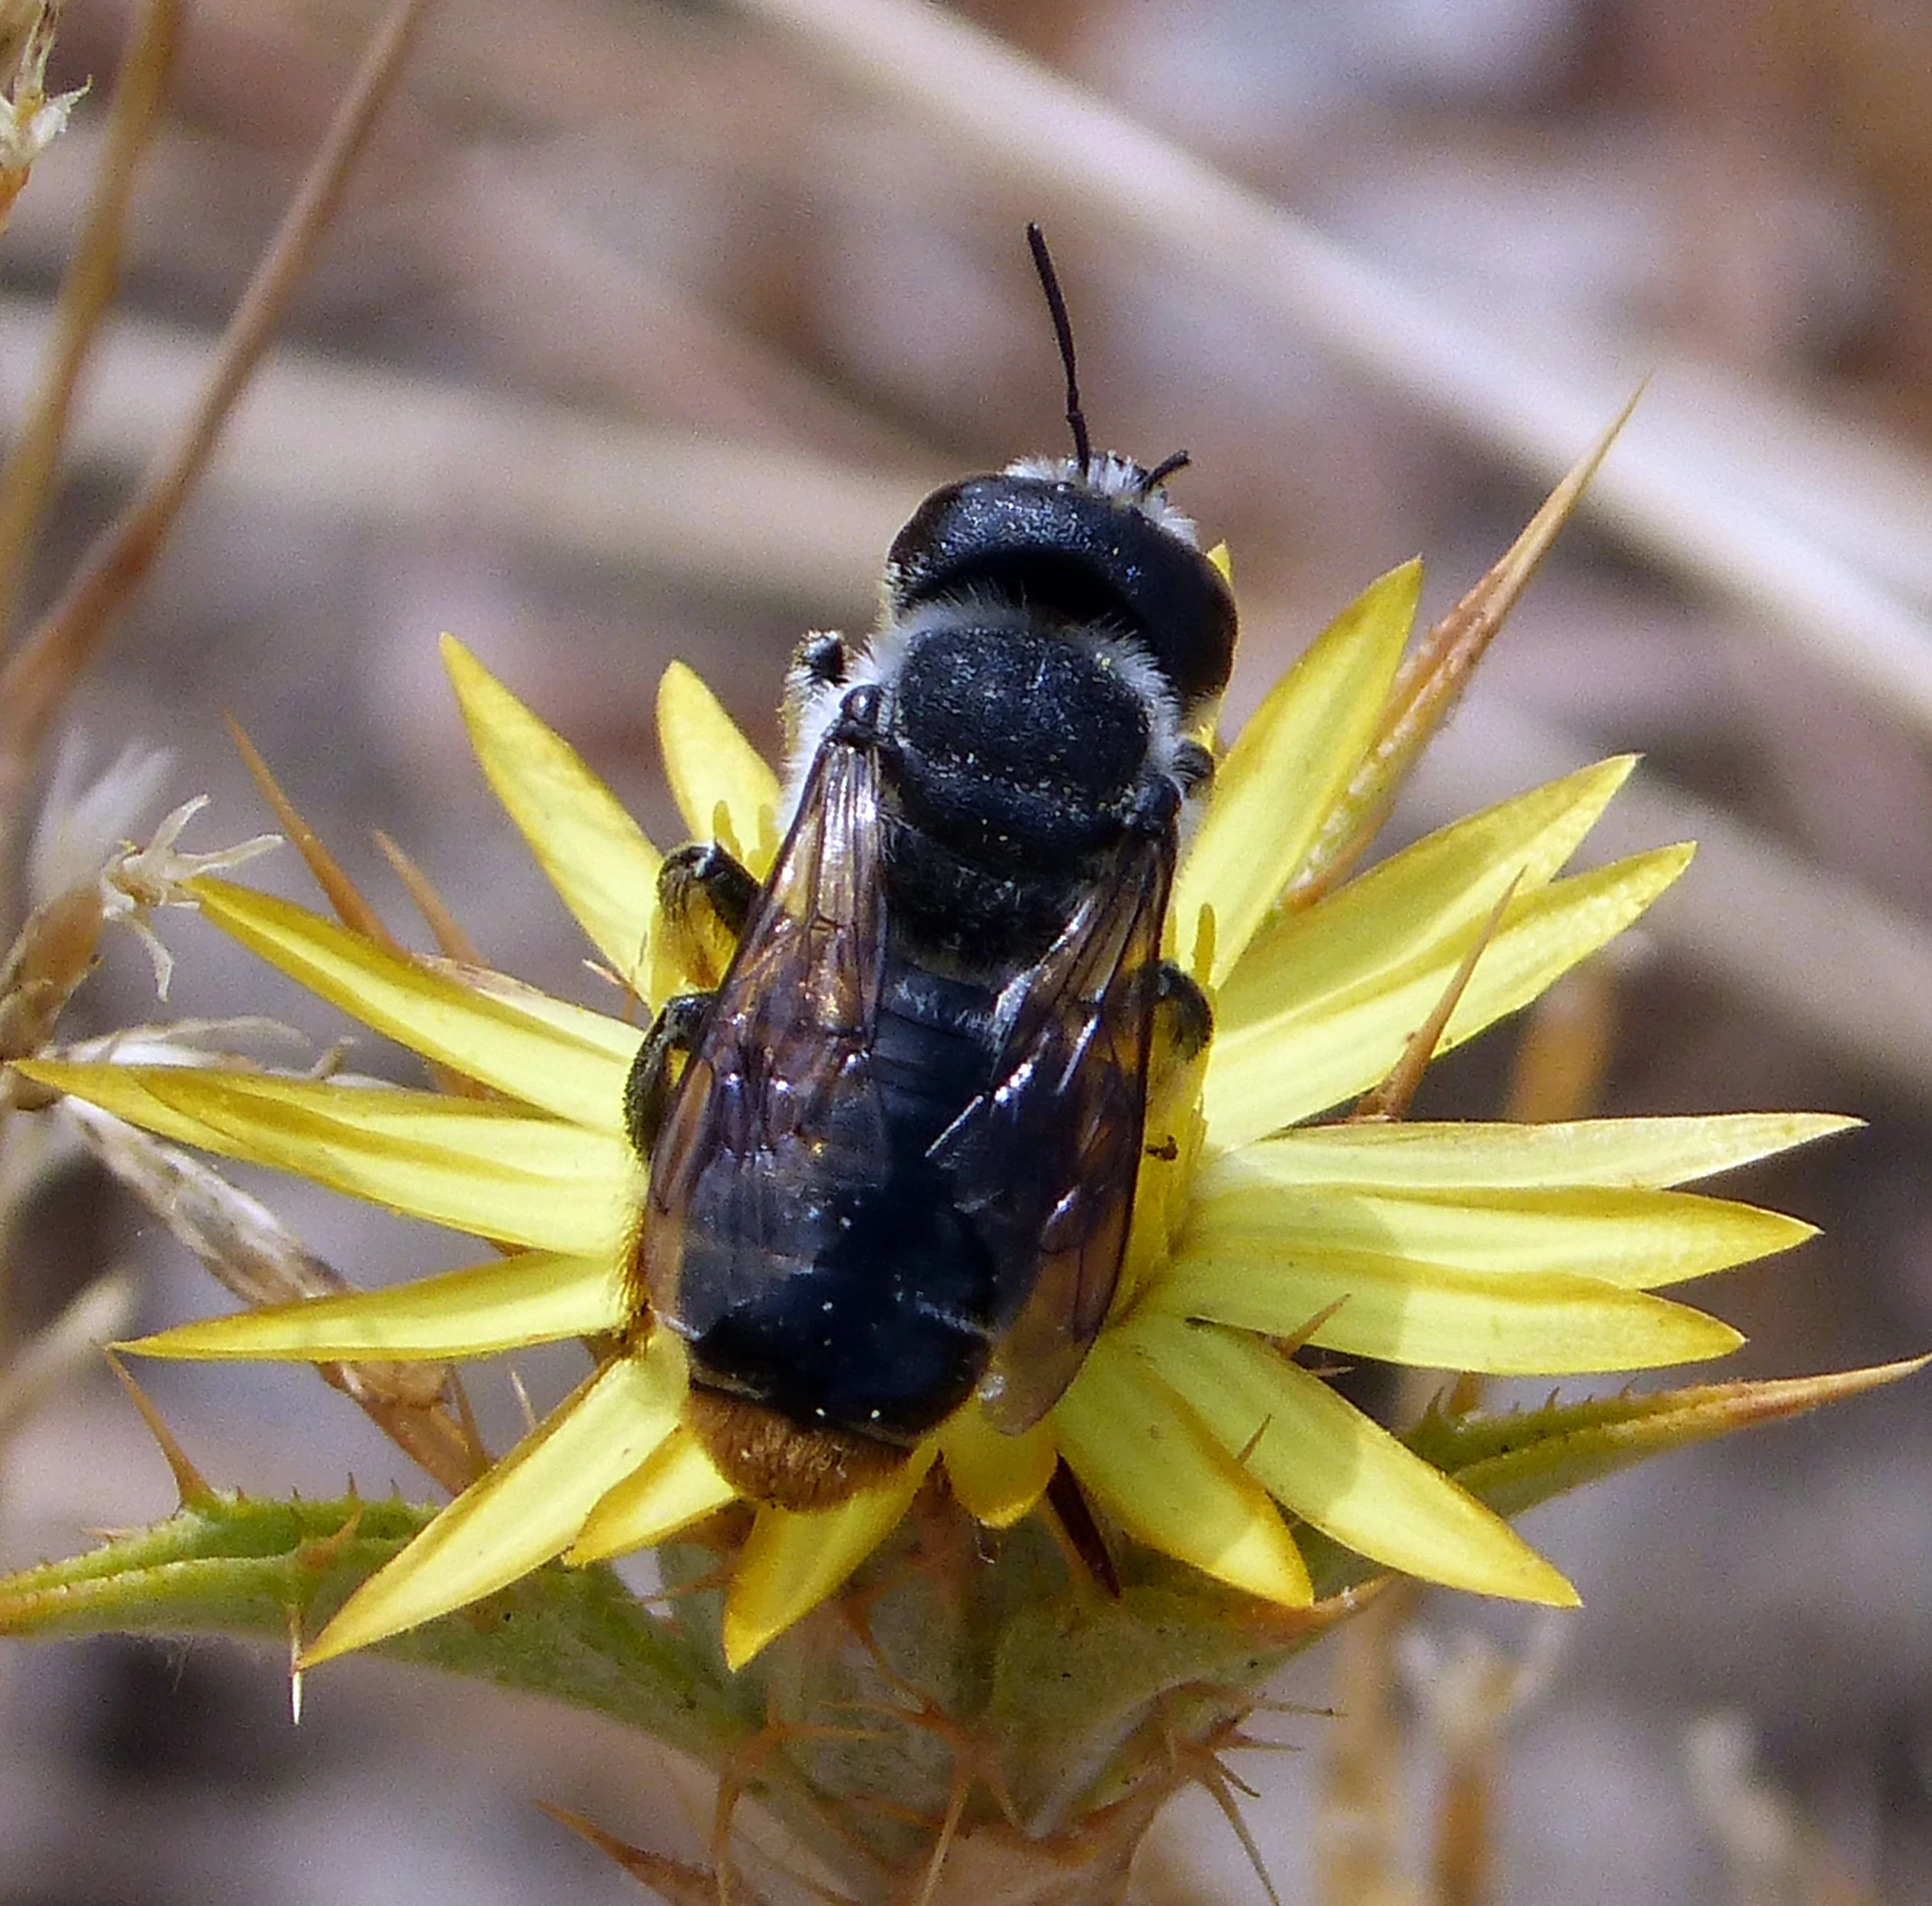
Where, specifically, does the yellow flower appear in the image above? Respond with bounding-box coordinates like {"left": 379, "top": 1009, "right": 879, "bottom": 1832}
{"left": 16, "top": 579, "right": 1842, "bottom": 1672}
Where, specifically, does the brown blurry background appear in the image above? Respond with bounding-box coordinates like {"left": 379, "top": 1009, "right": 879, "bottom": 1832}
{"left": 0, "top": 0, "right": 1929, "bottom": 1900}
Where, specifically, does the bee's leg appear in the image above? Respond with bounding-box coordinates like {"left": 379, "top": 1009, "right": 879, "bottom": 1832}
{"left": 656, "top": 843, "right": 757, "bottom": 988}
{"left": 783, "top": 631, "right": 856, "bottom": 752}
{"left": 1149, "top": 960, "right": 1212, "bottom": 1059}
{"left": 1141, "top": 963, "right": 1212, "bottom": 1162}
{"left": 624, "top": 991, "right": 711, "bottom": 1156}
{"left": 790, "top": 630, "right": 853, "bottom": 694}
{"left": 1171, "top": 739, "right": 1214, "bottom": 800}
{"left": 660, "top": 842, "right": 757, "bottom": 941}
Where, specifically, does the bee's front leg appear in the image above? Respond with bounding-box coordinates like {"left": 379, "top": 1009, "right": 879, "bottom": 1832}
{"left": 661, "top": 841, "right": 757, "bottom": 940}
{"left": 656, "top": 842, "right": 757, "bottom": 990}
{"left": 1149, "top": 959, "right": 1212, "bottom": 1059}
{"left": 625, "top": 991, "right": 712, "bottom": 1157}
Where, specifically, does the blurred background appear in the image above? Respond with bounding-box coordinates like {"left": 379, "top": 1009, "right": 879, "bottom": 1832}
{"left": 0, "top": 0, "right": 1929, "bottom": 1899}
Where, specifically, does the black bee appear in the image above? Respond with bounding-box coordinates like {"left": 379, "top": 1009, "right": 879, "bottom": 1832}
{"left": 626, "top": 231, "right": 1236, "bottom": 1511}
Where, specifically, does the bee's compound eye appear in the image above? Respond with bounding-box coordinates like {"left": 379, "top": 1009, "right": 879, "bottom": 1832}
{"left": 887, "top": 476, "right": 1236, "bottom": 712}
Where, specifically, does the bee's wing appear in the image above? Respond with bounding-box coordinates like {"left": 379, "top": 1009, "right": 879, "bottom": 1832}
{"left": 640, "top": 734, "right": 887, "bottom": 1313}
{"left": 934, "top": 822, "right": 1176, "bottom": 1433}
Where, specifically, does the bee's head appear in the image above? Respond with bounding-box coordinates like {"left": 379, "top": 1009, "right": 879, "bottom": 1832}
{"left": 883, "top": 457, "right": 1236, "bottom": 714}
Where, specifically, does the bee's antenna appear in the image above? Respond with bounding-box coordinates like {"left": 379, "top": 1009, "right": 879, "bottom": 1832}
{"left": 1141, "top": 450, "right": 1190, "bottom": 493}
{"left": 1026, "top": 223, "right": 1090, "bottom": 477}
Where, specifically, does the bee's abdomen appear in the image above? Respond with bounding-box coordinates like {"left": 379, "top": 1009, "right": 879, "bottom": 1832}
{"left": 674, "top": 953, "right": 1004, "bottom": 1444}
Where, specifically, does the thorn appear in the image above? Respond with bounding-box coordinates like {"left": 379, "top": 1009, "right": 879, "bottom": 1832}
{"left": 1378, "top": 386, "right": 1643, "bottom": 758}
{"left": 288, "top": 1614, "right": 305, "bottom": 1726}
{"left": 373, "top": 830, "right": 479, "bottom": 963}
{"left": 1350, "top": 874, "right": 1522, "bottom": 1123}
{"left": 104, "top": 1349, "right": 215, "bottom": 1506}
{"left": 449, "top": 1367, "right": 490, "bottom": 1475}
{"left": 224, "top": 714, "right": 395, "bottom": 945}
{"left": 711, "top": 1712, "right": 888, "bottom": 1906}
{"left": 1043, "top": 1458, "right": 1119, "bottom": 1598}
{"left": 1292, "top": 395, "right": 1642, "bottom": 907}
{"left": 537, "top": 1802, "right": 722, "bottom": 1906}
{"left": 1268, "top": 1296, "right": 1350, "bottom": 1363}
{"left": 295, "top": 1499, "right": 366, "bottom": 1578}
{"left": 910, "top": 1763, "right": 971, "bottom": 1906}
{"left": 1200, "top": 1758, "right": 1281, "bottom": 1906}
{"left": 508, "top": 1366, "right": 538, "bottom": 1435}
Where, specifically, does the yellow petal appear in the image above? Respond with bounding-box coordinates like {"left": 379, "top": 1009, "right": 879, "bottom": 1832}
{"left": 656, "top": 662, "right": 784, "bottom": 876}
{"left": 1151, "top": 1248, "right": 1741, "bottom": 1373}
{"left": 124, "top": 1249, "right": 626, "bottom": 1361}
{"left": 302, "top": 1339, "right": 685, "bottom": 1665}
{"left": 1215, "top": 756, "right": 1635, "bottom": 1039}
{"left": 1225, "top": 1113, "right": 1859, "bottom": 1189}
{"left": 1128, "top": 1314, "right": 1576, "bottom": 1605}
{"left": 569, "top": 1427, "right": 738, "bottom": 1562}
{"left": 442, "top": 636, "right": 661, "bottom": 989}
{"left": 1054, "top": 1332, "right": 1311, "bottom": 1606}
{"left": 722, "top": 1449, "right": 935, "bottom": 1670}
{"left": 939, "top": 1404, "right": 1057, "bottom": 1528}
{"left": 82, "top": 1069, "right": 635, "bottom": 1253}
{"left": 14, "top": 1058, "right": 233, "bottom": 1150}
{"left": 439, "top": 961, "right": 651, "bottom": 1062}
{"left": 1174, "top": 562, "right": 1419, "bottom": 982}
{"left": 1184, "top": 1168, "right": 1814, "bottom": 1288}
{"left": 190, "top": 881, "right": 636, "bottom": 1128}
{"left": 1203, "top": 845, "right": 1693, "bottom": 1147}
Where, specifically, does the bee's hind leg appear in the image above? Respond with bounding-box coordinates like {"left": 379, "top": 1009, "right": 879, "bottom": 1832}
{"left": 625, "top": 991, "right": 712, "bottom": 1158}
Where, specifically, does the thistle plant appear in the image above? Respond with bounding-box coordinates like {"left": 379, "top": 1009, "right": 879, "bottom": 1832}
{"left": 0, "top": 4, "right": 1921, "bottom": 1900}
{"left": 0, "top": 423, "right": 1917, "bottom": 1899}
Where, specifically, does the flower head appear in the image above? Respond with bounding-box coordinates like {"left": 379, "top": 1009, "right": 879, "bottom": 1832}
{"left": 15, "top": 565, "right": 1842, "bottom": 1672}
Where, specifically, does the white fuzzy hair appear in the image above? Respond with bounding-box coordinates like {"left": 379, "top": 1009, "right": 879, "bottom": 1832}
{"left": 1001, "top": 451, "right": 1200, "bottom": 545}
{"left": 781, "top": 592, "right": 1200, "bottom": 836}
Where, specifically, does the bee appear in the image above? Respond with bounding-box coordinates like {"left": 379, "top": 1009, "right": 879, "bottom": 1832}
{"left": 626, "top": 230, "right": 1236, "bottom": 1511}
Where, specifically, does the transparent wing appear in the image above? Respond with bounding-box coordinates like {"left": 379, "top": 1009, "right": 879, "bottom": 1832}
{"left": 935, "top": 822, "right": 1177, "bottom": 1432}
{"left": 639, "top": 734, "right": 887, "bottom": 1319}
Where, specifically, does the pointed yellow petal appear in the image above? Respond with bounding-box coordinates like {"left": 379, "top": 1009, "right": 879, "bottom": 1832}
{"left": 302, "top": 1340, "right": 685, "bottom": 1665}
{"left": 657, "top": 662, "right": 783, "bottom": 875}
{"left": 1127, "top": 1315, "right": 1576, "bottom": 1605}
{"left": 1185, "top": 1168, "right": 1815, "bottom": 1288}
{"left": 722, "top": 1449, "right": 935, "bottom": 1670}
{"left": 1175, "top": 562, "right": 1419, "bottom": 982}
{"left": 14, "top": 1058, "right": 234, "bottom": 1150}
{"left": 80, "top": 1069, "right": 635, "bottom": 1253}
{"left": 1152, "top": 1248, "right": 1741, "bottom": 1373}
{"left": 939, "top": 1405, "right": 1057, "bottom": 1529}
{"left": 190, "top": 881, "right": 636, "bottom": 1128}
{"left": 442, "top": 636, "right": 662, "bottom": 989}
{"left": 440, "top": 961, "right": 649, "bottom": 1063}
{"left": 1054, "top": 1333, "right": 1311, "bottom": 1606}
{"left": 1204, "top": 845, "right": 1693, "bottom": 1146}
{"left": 1226, "top": 1113, "right": 1859, "bottom": 1189}
{"left": 1215, "top": 757, "right": 1635, "bottom": 1039}
{"left": 569, "top": 1427, "right": 738, "bottom": 1562}
{"left": 124, "top": 1250, "right": 626, "bottom": 1361}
